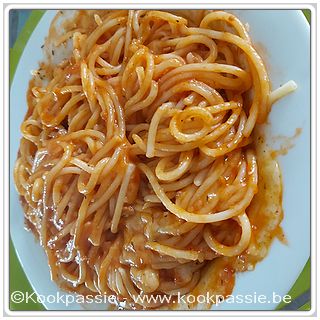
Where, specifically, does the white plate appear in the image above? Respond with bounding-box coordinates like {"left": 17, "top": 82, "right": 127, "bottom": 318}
{"left": 10, "top": 9, "right": 310, "bottom": 311}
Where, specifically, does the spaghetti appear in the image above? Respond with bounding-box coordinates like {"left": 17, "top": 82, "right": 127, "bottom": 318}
{"left": 14, "top": 10, "right": 295, "bottom": 309}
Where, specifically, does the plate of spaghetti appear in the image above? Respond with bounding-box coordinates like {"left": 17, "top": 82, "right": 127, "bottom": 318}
{"left": 10, "top": 9, "right": 310, "bottom": 311}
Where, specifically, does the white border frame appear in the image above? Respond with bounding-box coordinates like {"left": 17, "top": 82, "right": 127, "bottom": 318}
{"left": 1, "top": 1, "right": 318, "bottom": 319}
